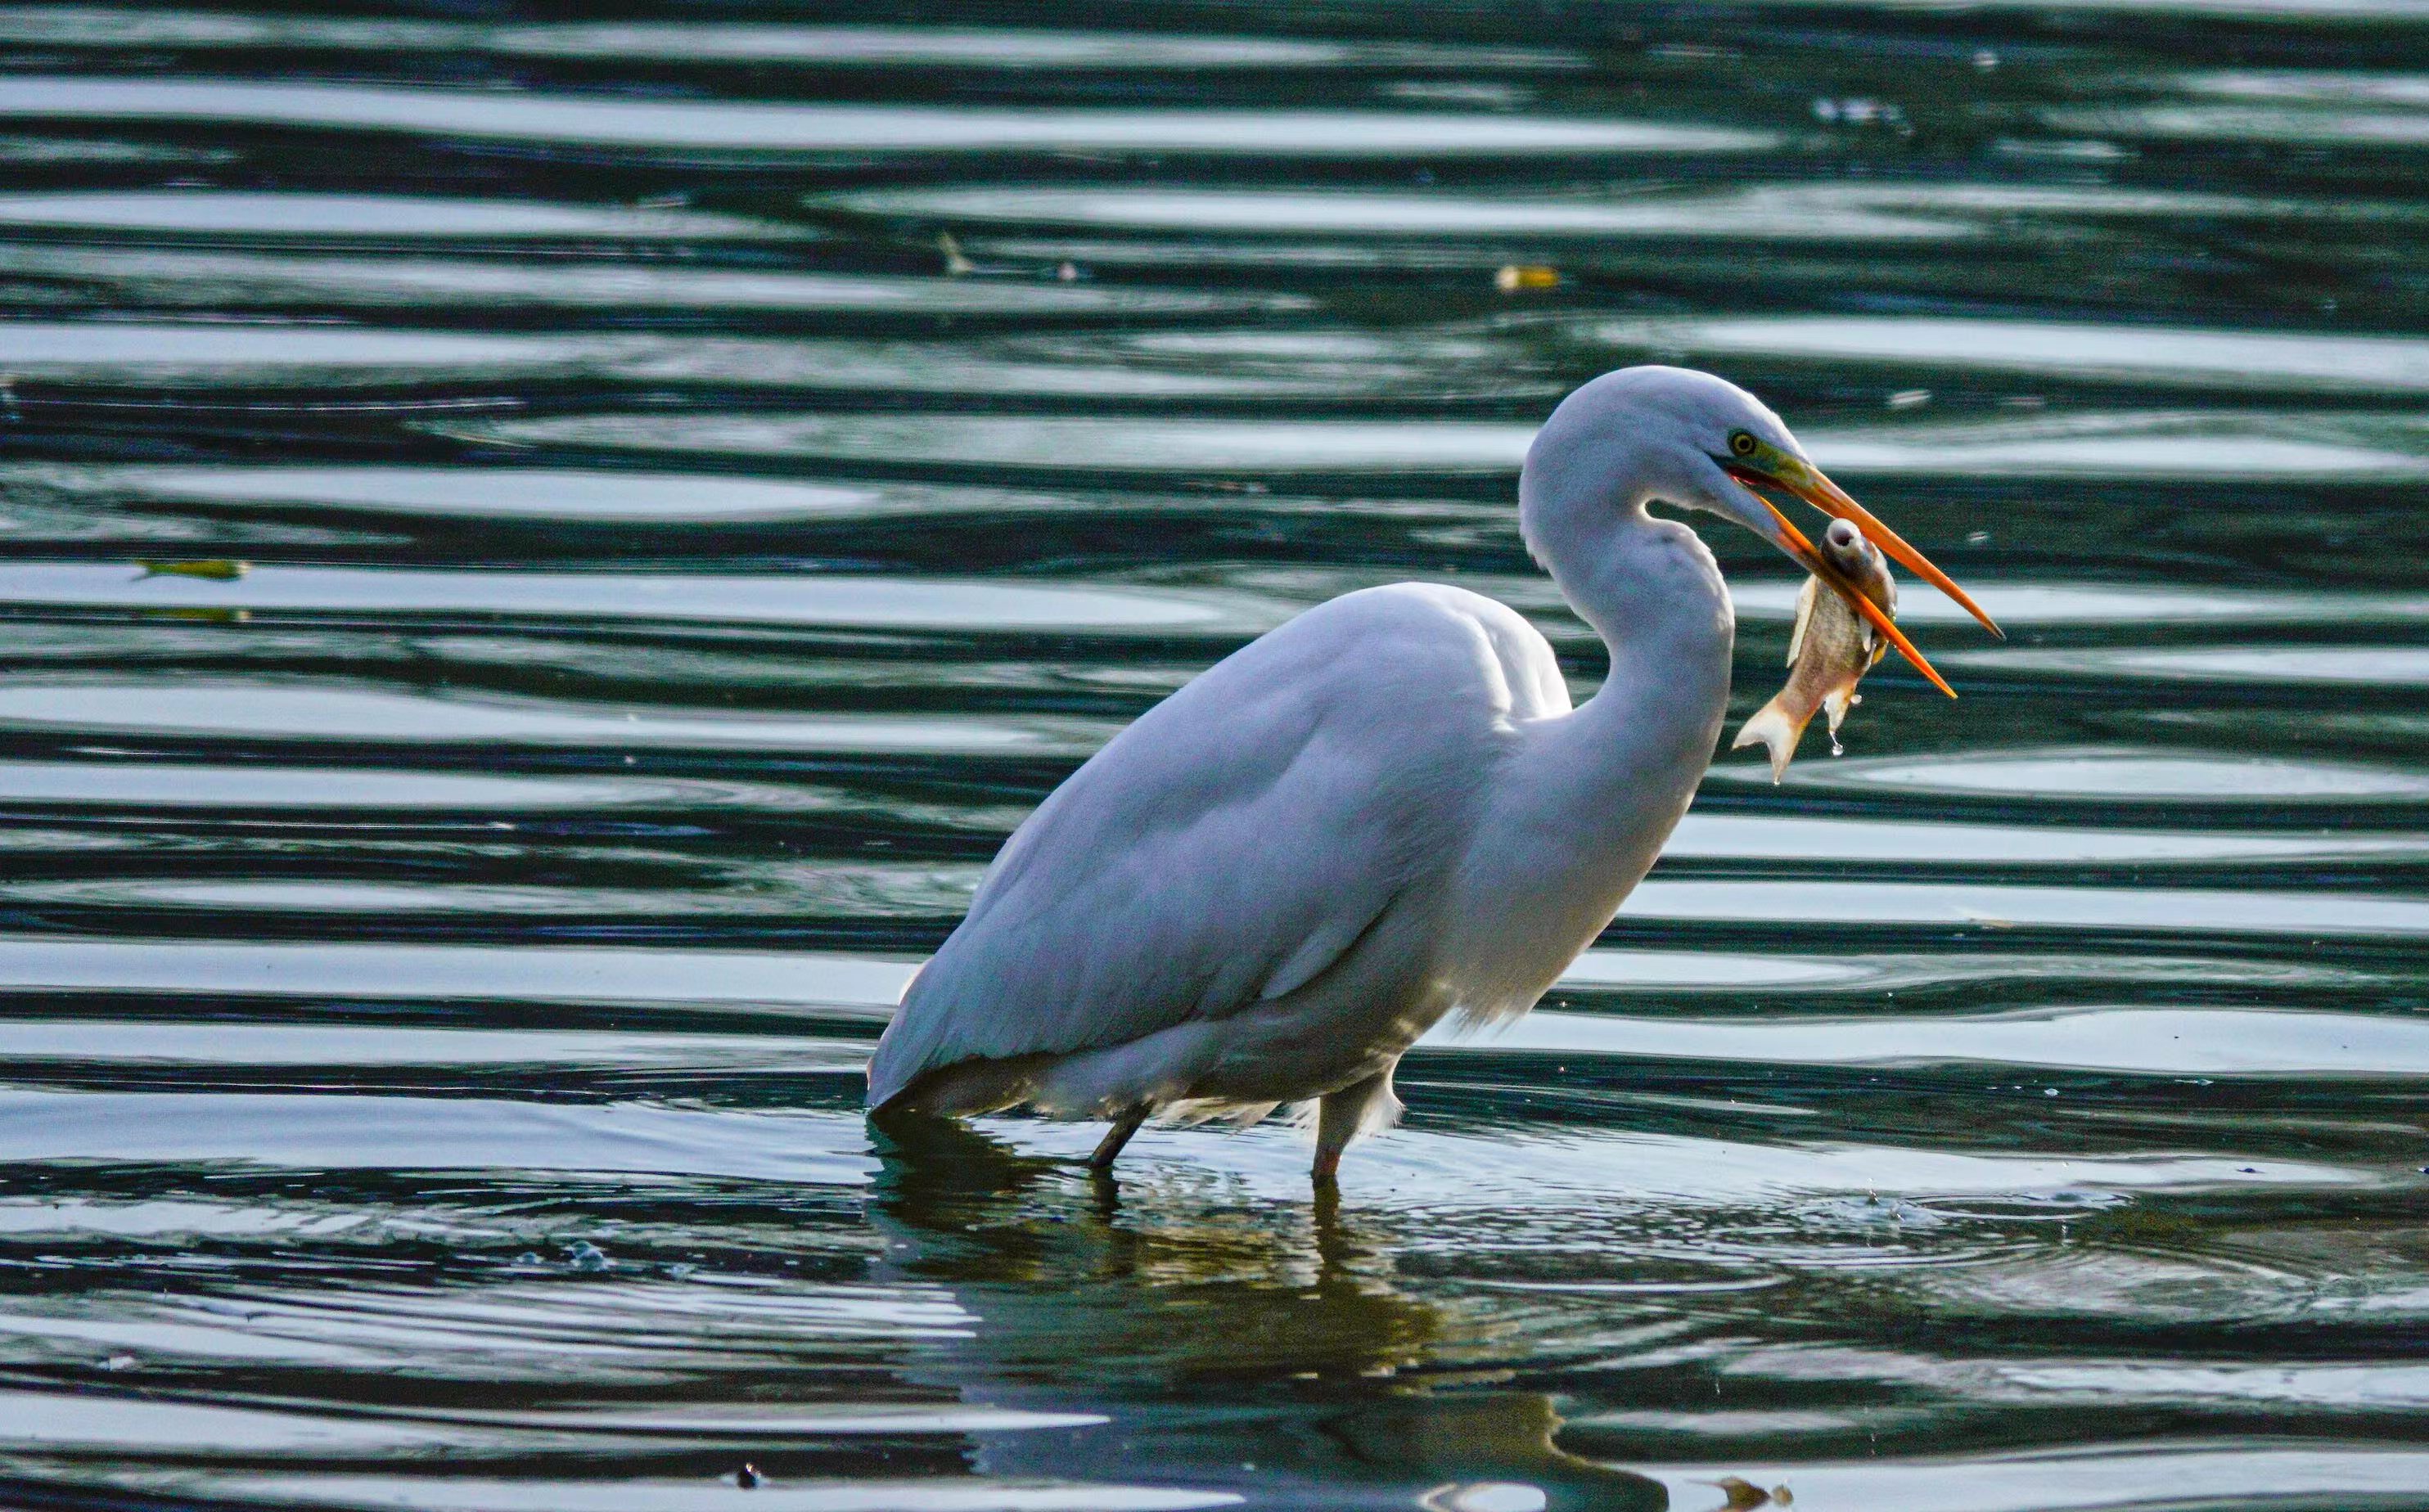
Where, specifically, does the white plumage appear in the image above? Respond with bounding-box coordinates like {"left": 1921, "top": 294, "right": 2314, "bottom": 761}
{"left": 868, "top": 366, "right": 1994, "bottom": 1180}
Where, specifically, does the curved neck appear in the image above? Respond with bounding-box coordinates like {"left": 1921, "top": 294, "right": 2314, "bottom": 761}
{"left": 1447, "top": 497, "right": 1737, "bottom": 1001}
{"left": 1552, "top": 506, "right": 1731, "bottom": 662}
{"left": 1521, "top": 419, "right": 1737, "bottom": 705}
{"left": 1555, "top": 506, "right": 1734, "bottom": 745}
{"left": 1515, "top": 472, "right": 1737, "bottom": 835}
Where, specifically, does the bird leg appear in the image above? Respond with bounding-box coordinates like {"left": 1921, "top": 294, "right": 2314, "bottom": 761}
{"left": 1088, "top": 1104, "right": 1149, "bottom": 1171}
{"left": 1313, "top": 1068, "right": 1400, "bottom": 1185}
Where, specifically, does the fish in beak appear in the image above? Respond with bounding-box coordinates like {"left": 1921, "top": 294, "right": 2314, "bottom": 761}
{"left": 1724, "top": 444, "right": 2001, "bottom": 699}
{"left": 1733, "top": 516, "right": 1898, "bottom": 780}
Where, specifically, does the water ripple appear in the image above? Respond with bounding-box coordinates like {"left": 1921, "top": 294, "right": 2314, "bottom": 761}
{"left": 0, "top": 7, "right": 2423, "bottom": 1510}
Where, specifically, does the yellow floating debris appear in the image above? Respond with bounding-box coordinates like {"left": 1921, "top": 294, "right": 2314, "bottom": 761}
{"left": 939, "top": 231, "right": 975, "bottom": 277}
{"left": 136, "top": 559, "right": 250, "bottom": 581}
{"left": 1494, "top": 263, "right": 1560, "bottom": 291}
{"left": 1710, "top": 1478, "right": 1778, "bottom": 1511}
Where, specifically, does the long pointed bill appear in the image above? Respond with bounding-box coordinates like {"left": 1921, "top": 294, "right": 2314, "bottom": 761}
{"left": 1755, "top": 498, "right": 1958, "bottom": 699}
{"left": 1731, "top": 458, "right": 2003, "bottom": 640}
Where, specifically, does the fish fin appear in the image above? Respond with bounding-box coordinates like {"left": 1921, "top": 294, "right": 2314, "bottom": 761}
{"left": 1731, "top": 697, "right": 1812, "bottom": 783}
{"left": 1823, "top": 684, "right": 1859, "bottom": 735}
{"left": 1787, "top": 576, "right": 1819, "bottom": 667}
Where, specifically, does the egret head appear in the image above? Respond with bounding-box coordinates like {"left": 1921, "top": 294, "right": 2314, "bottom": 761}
{"left": 1522, "top": 365, "right": 1999, "bottom": 696}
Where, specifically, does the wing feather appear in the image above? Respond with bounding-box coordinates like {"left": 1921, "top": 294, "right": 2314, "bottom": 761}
{"left": 867, "top": 584, "right": 1559, "bottom": 1107}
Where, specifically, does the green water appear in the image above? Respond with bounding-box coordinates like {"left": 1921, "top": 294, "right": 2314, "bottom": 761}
{"left": 2, "top": 4, "right": 2428, "bottom": 1510}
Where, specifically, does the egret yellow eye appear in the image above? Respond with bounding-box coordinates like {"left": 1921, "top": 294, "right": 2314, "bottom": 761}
{"left": 1728, "top": 430, "right": 1758, "bottom": 458}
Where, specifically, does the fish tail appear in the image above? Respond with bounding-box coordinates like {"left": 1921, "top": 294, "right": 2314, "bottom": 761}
{"left": 1730, "top": 697, "right": 1813, "bottom": 784}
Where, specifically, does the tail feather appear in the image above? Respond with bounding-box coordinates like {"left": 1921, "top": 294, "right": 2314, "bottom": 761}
{"left": 1731, "top": 697, "right": 1811, "bottom": 784}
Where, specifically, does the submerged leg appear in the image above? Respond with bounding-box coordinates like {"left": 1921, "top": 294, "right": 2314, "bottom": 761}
{"left": 1088, "top": 1104, "right": 1150, "bottom": 1172}
{"left": 1313, "top": 1066, "right": 1403, "bottom": 1185}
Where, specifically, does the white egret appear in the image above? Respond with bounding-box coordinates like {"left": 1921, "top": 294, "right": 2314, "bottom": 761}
{"left": 867, "top": 366, "right": 1999, "bottom": 1181}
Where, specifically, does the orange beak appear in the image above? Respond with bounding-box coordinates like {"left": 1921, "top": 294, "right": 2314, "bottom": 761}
{"left": 1742, "top": 458, "right": 2004, "bottom": 639}
{"left": 1726, "top": 455, "right": 2001, "bottom": 700}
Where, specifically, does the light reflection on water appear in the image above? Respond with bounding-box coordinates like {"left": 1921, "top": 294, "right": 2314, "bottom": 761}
{"left": 2, "top": 4, "right": 2427, "bottom": 1512}
{"left": 0, "top": 77, "right": 1778, "bottom": 156}
{"left": 0, "top": 189, "right": 812, "bottom": 238}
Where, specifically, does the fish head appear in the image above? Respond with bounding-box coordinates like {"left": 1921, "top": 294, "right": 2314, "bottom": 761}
{"left": 1820, "top": 518, "right": 1866, "bottom": 572}
{"left": 1819, "top": 518, "right": 1898, "bottom": 615}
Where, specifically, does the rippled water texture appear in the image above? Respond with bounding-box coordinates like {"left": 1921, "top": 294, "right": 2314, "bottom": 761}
{"left": 2, "top": 5, "right": 2427, "bottom": 1510}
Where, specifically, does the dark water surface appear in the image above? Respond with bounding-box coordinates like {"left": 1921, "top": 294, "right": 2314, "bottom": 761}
{"left": 2, "top": 4, "right": 2428, "bottom": 1510}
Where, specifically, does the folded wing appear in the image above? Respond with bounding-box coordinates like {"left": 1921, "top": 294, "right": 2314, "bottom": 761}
{"left": 866, "top": 583, "right": 1565, "bottom": 1107}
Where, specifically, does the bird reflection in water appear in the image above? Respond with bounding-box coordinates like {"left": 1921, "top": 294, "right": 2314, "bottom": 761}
{"left": 867, "top": 1117, "right": 1668, "bottom": 1510}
